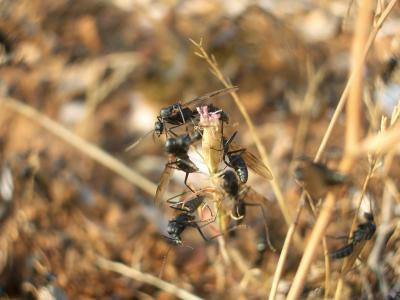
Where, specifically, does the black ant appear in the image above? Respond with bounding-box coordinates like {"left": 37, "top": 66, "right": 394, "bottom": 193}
{"left": 329, "top": 212, "right": 376, "bottom": 259}
{"left": 127, "top": 87, "right": 236, "bottom": 150}
{"left": 158, "top": 87, "right": 235, "bottom": 134}
{"left": 159, "top": 193, "right": 241, "bottom": 278}
{"left": 154, "top": 130, "right": 203, "bottom": 204}
{"left": 219, "top": 170, "right": 275, "bottom": 251}
{"left": 222, "top": 132, "right": 273, "bottom": 183}
{"left": 165, "top": 194, "right": 222, "bottom": 244}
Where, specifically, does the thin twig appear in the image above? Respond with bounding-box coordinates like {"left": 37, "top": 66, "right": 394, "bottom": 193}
{"left": 0, "top": 97, "right": 158, "bottom": 197}
{"left": 292, "top": 62, "right": 327, "bottom": 159}
{"left": 268, "top": 195, "right": 305, "bottom": 300}
{"left": 190, "top": 38, "right": 292, "bottom": 228}
{"left": 367, "top": 179, "right": 394, "bottom": 298}
{"left": 96, "top": 256, "right": 203, "bottom": 300}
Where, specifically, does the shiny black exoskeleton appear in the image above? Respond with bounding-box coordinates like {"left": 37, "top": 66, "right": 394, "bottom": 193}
{"left": 219, "top": 169, "right": 240, "bottom": 196}
{"left": 163, "top": 130, "right": 203, "bottom": 192}
{"left": 166, "top": 155, "right": 198, "bottom": 191}
{"left": 164, "top": 129, "right": 202, "bottom": 155}
{"left": 330, "top": 213, "right": 376, "bottom": 259}
{"left": 219, "top": 170, "right": 274, "bottom": 252}
{"left": 167, "top": 214, "right": 195, "bottom": 244}
{"left": 128, "top": 87, "right": 235, "bottom": 151}
{"left": 154, "top": 119, "right": 164, "bottom": 137}
{"left": 222, "top": 132, "right": 248, "bottom": 183}
{"left": 168, "top": 195, "right": 205, "bottom": 213}
{"left": 219, "top": 170, "right": 255, "bottom": 224}
{"left": 158, "top": 86, "right": 236, "bottom": 137}
{"left": 165, "top": 135, "right": 191, "bottom": 155}
{"left": 166, "top": 195, "right": 215, "bottom": 244}
{"left": 159, "top": 106, "right": 198, "bottom": 130}
{"left": 219, "top": 170, "right": 248, "bottom": 224}
{"left": 206, "top": 104, "right": 229, "bottom": 124}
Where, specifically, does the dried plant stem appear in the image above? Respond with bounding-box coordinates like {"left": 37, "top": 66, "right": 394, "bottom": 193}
{"left": 268, "top": 195, "right": 304, "bottom": 300}
{"left": 334, "top": 162, "right": 375, "bottom": 299}
{"left": 343, "top": 0, "right": 371, "bottom": 157}
{"left": 286, "top": 192, "right": 336, "bottom": 300}
{"left": 314, "top": 0, "right": 398, "bottom": 162}
{"left": 287, "top": 2, "right": 375, "bottom": 299}
{"left": 322, "top": 237, "right": 331, "bottom": 299}
{"left": 367, "top": 179, "right": 395, "bottom": 298}
{"left": 272, "top": 0, "right": 397, "bottom": 297}
{"left": 190, "top": 39, "right": 292, "bottom": 228}
{"left": 355, "top": 123, "right": 400, "bottom": 155}
{"left": 96, "top": 256, "right": 203, "bottom": 300}
{"left": 292, "top": 63, "right": 326, "bottom": 158}
{"left": 0, "top": 97, "right": 158, "bottom": 197}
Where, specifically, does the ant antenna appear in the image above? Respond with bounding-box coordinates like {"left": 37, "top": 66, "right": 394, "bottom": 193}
{"left": 125, "top": 130, "right": 154, "bottom": 151}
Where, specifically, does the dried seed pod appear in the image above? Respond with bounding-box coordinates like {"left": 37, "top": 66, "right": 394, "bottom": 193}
{"left": 197, "top": 106, "right": 223, "bottom": 175}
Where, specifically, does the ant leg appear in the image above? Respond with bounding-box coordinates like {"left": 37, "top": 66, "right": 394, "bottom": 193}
{"left": 166, "top": 191, "right": 194, "bottom": 208}
{"left": 223, "top": 156, "right": 233, "bottom": 168}
{"left": 243, "top": 202, "right": 276, "bottom": 251}
{"left": 227, "top": 148, "right": 246, "bottom": 156}
{"left": 224, "top": 131, "right": 238, "bottom": 148}
{"left": 184, "top": 172, "right": 195, "bottom": 193}
{"left": 194, "top": 223, "right": 233, "bottom": 242}
{"left": 163, "top": 120, "right": 169, "bottom": 139}
{"left": 197, "top": 207, "right": 217, "bottom": 226}
{"left": 195, "top": 219, "right": 249, "bottom": 242}
{"left": 194, "top": 224, "right": 214, "bottom": 242}
{"left": 326, "top": 234, "right": 350, "bottom": 240}
{"left": 167, "top": 124, "right": 182, "bottom": 137}
{"left": 178, "top": 106, "right": 186, "bottom": 124}
{"left": 329, "top": 243, "right": 354, "bottom": 259}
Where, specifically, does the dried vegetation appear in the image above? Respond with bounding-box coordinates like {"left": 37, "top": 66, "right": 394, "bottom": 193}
{"left": 0, "top": 0, "right": 400, "bottom": 299}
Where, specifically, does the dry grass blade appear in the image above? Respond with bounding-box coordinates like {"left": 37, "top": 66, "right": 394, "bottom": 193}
{"left": 355, "top": 123, "right": 400, "bottom": 155}
{"left": 96, "top": 256, "right": 203, "bottom": 300}
{"left": 292, "top": 62, "right": 327, "bottom": 158}
{"left": 0, "top": 97, "right": 158, "bottom": 197}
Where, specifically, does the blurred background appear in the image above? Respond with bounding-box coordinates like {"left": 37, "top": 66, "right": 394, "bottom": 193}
{"left": 0, "top": 0, "right": 399, "bottom": 299}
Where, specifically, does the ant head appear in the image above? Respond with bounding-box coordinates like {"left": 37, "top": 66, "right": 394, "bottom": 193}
{"left": 364, "top": 212, "right": 374, "bottom": 222}
{"left": 160, "top": 106, "right": 174, "bottom": 118}
{"left": 166, "top": 221, "right": 183, "bottom": 243}
{"left": 219, "top": 170, "right": 238, "bottom": 185}
{"left": 154, "top": 121, "right": 164, "bottom": 135}
{"left": 219, "top": 169, "right": 236, "bottom": 179}
{"left": 219, "top": 170, "right": 239, "bottom": 195}
{"left": 293, "top": 156, "right": 312, "bottom": 180}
